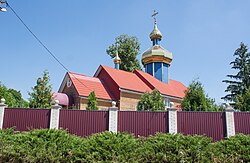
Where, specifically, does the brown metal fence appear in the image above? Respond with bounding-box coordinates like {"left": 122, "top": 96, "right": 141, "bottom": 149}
{"left": 118, "top": 111, "right": 167, "bottom": 137}
{"left": 59, "top": 110, "right": 109, "bottom": 137}
{"left": 3, "top": 108, "right": 250, "bottom": 140}
{"left": 234, "top": 112, "right": 250, "bottom": 135}
{"left": 3, "top": 108, "right": 50, "bottom": 131}
{"left": 177, "top": 112, "right": 226, "bottom": 141}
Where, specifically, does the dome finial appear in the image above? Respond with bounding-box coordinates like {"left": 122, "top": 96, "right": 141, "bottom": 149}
{"left": 150, "top": 10, "right": 162, "bottom": 44}
{"left": 152, "top": 10, "right": 158, "bottom": 25}
{"left": 113, "top": 43, "right": 121, "bottom": 69}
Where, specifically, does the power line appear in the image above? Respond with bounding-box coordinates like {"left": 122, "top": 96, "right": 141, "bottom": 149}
{"left": 6, "top": 2, "right": 93, "bottom": 92}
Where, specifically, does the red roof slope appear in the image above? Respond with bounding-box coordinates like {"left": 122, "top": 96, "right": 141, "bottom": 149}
{"left": 99, "top": 65, "right": 152, "bottom": 93}
{"left": 134, "top": 70, "right": 187, "bottom": 98}
{"left": 68, "top": 65, "right": 186, "bottom": 100}
{"left": 68, "top": 72, "right": 113, "bottom": 100}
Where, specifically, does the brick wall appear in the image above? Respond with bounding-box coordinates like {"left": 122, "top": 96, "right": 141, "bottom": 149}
{"left": 119, "top": 91, "right": 182, "bottom": 111}
{"left": 80, "top": 98, "right": 112, "bottom": 110}
{"left": 120, "top": 91, "right": 141, "bottom": 111}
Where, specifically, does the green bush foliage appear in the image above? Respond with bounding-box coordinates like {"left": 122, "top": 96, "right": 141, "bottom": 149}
{"left": 209, "top": 134, "right": 250, "bottom": 162}
{"left": 137, "top": 133, "right": 212, "bottom": 162}
{"left": 84, "top": 132, "right": 140, "bottom": 162}
{"left": 1, "top": 129, "right": 250, "bottom": 162}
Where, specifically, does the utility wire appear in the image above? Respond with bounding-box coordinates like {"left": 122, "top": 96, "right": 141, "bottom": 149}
{"left": 6, "top": 2, "right": 93, "bottom": 92}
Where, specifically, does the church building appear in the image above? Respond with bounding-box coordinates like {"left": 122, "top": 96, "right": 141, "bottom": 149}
{"left": 57, "top": 12, "right": 187, "bottom": 111}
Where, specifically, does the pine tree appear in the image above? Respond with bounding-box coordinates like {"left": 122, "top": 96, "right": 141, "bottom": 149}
{"left": 222, "top": 43, "right": 250, "bottom": 107}
{"left": 137, "top": 89, "right": 165, "bottom": 111}
{"left": 86, "top": 91, "right": 98, "bottom": 110}
{"left": 235, "top": 87, "right": 250, "bottom": 111}
{"left": 29, "top": 71, "right": 53, "bottom": 108}
{"left": 106, "top": 34, "right": 142, "bottom": 72}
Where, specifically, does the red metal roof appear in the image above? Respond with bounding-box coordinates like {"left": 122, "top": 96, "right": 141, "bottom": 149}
{"left": 68, "top": 65, "right": 186, "bottom": 100}
{"left": 134, "top": 70, "right": 187, "bottom": 98}
{"left": 99, "top": 65, "right": 152, "bottom": 93}
{"left": 68, "top": 72, "right": 113, "bottom": 100}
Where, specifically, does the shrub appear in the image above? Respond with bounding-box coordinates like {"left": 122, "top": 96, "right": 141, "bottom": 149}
{"left": 83, "top": 131, "right": 140, "bottom": 162}
{"left": 209, "top": 134, "right": 250, "bottom": 162}
{"left": 0, "top": 129, "right": 87, "bottom": 162}
{"left": 137, "top": 133, "right": 212, "bottom": 162}
{"left": 1, "top": 129, "right": 250, "bottom": 162}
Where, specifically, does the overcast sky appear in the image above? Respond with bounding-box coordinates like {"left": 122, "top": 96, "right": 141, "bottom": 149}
{"left": 0, "top": 0, "right": 250, "bottom": 103}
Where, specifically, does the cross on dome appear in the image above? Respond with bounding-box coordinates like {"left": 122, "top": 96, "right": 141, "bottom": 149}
{"left": 152, "top": 10, "right": 159, "bottom": 25}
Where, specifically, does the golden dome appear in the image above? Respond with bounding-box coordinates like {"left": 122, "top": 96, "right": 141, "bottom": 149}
{"left": 150, "top": 24, "right": 162, "bottom": 40}
{"left": 142, "top": 45, "right": 173, "bottom": 65}
{"left": 113, "top": 49, "right": 121, "bottom": 64}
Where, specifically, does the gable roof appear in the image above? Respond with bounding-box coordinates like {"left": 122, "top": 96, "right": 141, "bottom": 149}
{"left": 95, "top": 65, "right": 186, "bottom": 99}
{"left": 95, "top": 65, "right": 152, "bottom": 93}
{"left": 60, "top": 65, "right": 186, "bottom": 101}
{"left": 134, "top": 70, "right": 187, "bottom": 98}
{"left": 64, "top": 72, "right": 114, "bottom": 101}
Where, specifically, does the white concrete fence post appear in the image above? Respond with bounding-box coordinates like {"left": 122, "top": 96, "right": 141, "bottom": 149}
{"left": 168, "top": 102, "right": 177, "bottom": 134}
{"left": 50, "top": 100, "right": 61, "bottom": 129}
{"left": 0, "top": 98, "right": 7, "bottom": 129}
{"left": 224, "top": 103, "right": 235, "bottom": 138}
{"left": 109, "top": 101, "right": 118, "bottom": 133}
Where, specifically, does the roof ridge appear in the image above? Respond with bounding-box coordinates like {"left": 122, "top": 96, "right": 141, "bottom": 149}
{"left": 68, "top": 71, "right": 86, "bottom": 76}
{"left": 134, "top": 70, "right": 155, "bottom": 90}
{"left": 69, "top": 72, "right": 101, "bottom": 83}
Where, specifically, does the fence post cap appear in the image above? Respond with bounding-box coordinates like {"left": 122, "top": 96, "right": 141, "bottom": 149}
{"left": 0, "top": 98, "right": 7, "bottom": 107}
{"left": 51, "top": 100, "right": 61, "bottom": 109}
{"left": 111, "top": 101, "right": 116, "bottom": 107}
{"left": 0, "top": 98, "right": 5, "bottom": 104}
{"left": 168, "top": 102, "right": 177, "bottom": 111}
{"left": 170, "top": 102, "right": 174, "bottom": 108}
{"left": 224, "top": 103, "right": 234, "bottom": 112}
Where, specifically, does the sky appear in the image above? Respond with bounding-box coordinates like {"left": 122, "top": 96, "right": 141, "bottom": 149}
{"left": 0, "top": 0, "right": 250, "bottom": 104}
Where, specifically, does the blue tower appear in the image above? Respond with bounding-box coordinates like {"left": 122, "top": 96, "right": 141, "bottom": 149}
{"left": 142, "top": 11, "right": 173, "bottom": 83}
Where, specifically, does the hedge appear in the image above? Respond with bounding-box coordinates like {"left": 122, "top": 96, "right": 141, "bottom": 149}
{"left": 0, "top": 129, "right": 250, "bottom": 162}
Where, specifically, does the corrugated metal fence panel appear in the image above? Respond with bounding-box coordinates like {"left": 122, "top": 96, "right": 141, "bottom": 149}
{"left": 3, "top": 108, "right": 50, "bottom": 131}
{"left": 234, "top": 112, "right": 250, "bottom": 134}
{"left": 59, "top": 110, "right": 108, "bottom": 137}
{"left": 118, "top": 111, "right": 167, "bottom": 137}
{"left": 177, "top": 112, "right": 226, "bottom": 141}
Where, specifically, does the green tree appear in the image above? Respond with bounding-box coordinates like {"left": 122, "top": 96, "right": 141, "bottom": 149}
{"left": 181, "top": 80, "right": 221, "bottom": 111}
{"left": 86, "top": 91, "right": 98, "bottom": 110}
{"left": 28, "top": 71, "right": 53, "bottom": 108}
{"left": 137, "top": 89, "right": 165, "bottom": 111}
{"left": 8, "top": 89, "right": 29, "bottom": 108}
{"left": 0, "top": 82, "right": 28, "bottom": 108}
{"left": 222, "top": 43, "right": 250, "bottom": 108}
{"left": 106, "top": 34, "right": 142, "bottom": 72}
{"left": 235, "top": 87, "right": 250, "bottom": 111}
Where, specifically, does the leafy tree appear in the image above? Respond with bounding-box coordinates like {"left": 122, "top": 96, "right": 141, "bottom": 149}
{"left": 137, "top": 89, "right": 165, "bottom": 111}
{"left": 86, "top": 91, "right": 98, "bottom": 110}
{"left": 181, "top": 80, "right": 221, "bottom": 111}
{"left": 8, "top": 89, "right": 29, "bottom": 108}
{"left": 28, "top": 71, "right": 53, "bottom": 108}
{"left": 106, "top": 34, "right": 142, "bottom": 72}
{"left": 222, "top": 43, "right": 250, "bottom": 108}
{"left": 0, "top": 82, "right": 28, "bottom": 108}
